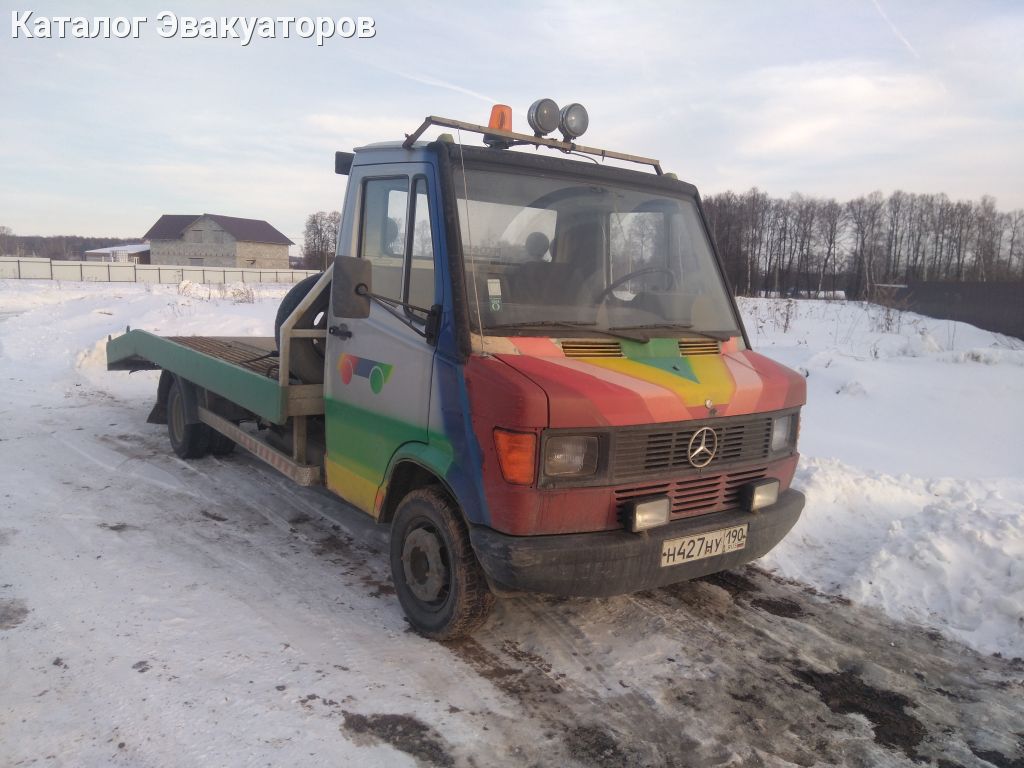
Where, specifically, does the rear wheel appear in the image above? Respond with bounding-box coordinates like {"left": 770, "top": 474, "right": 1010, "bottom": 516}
{"left": 208, "top": 431, "right": 235, "bottom": 456}
{"left": 275, "top": 274, "right": 329, "bottom": 384}
{"left": 390, "top": 488, "right": 494, "bottom": 640}
{"left": 167, "top": 378, "right": 209, "bottom": 459}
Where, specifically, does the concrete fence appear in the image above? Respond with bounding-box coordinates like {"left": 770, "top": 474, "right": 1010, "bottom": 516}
{"left": 0, "top": 257, "right": 318, "bottom": 285}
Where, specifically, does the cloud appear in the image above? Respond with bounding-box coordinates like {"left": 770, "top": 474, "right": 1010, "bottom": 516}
{"left": 869, "top": 0, "right": 920, "bottom": 59}
{"left": 303, "top": 114, "right": 415, "bottom": 145}
{"left": 731, "top": 62, "right": 952, "bottom": 157}
{"left": 374, "top": 68, "right": 498, "bottom": 106}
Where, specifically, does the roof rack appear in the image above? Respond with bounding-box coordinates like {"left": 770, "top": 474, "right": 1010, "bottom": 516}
{"left": 402, "top": 115, "right": 664, "bottom": 175}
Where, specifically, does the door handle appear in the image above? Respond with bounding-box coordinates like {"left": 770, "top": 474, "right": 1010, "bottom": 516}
{"left": 328, "top": 324, "right": 352, "bottom": 339}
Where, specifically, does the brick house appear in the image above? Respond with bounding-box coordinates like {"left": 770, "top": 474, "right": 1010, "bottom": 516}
{"left": 143, "top": 214, "right": 293, "bottom": 269}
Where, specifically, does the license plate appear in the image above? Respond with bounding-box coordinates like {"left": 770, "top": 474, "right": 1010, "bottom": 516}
{"left": 661, "top": 524, "right": 748, "bottom": 567}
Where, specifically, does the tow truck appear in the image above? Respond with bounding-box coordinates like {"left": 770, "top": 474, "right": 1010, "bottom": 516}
{"left": 108, "top": 101, "right": 806, "bottom": 639}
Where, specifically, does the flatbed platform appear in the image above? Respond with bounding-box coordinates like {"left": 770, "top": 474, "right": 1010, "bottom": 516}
{"left": 167, "top": 336, "right": 281, "bottom": 378}
{"left": 107, "top": 330, "right": 323, "bottom": 425}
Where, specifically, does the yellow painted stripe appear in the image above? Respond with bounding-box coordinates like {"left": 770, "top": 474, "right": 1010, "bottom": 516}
{"left": 584, "top": 356, "right": 735, "bottom": 408}
{"left": 325, "top": 458, "right": 380, "bottom": 516}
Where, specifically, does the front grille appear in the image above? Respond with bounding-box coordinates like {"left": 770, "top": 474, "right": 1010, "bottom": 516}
{"left": 614, "top": 466, "right": 768, "bottom": 519}
{"left": 612, "top": 415, "right": 772, "bottom": 482}
{"left": 679, "top": 338, "right": 721, "bottom": 356}
{"left": 560, "top": 339, "right": 624, "bottom": 358}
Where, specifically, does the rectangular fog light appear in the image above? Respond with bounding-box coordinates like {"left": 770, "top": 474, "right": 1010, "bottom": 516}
{"left": 744, "top": 479, "right": 780, "bottom": 512}
{"left": 631, "top": 497, "right": 671, "bottom": 533}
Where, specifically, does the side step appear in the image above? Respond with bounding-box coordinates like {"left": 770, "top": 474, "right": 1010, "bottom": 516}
{"left": 198, "top": 407, "right": 322, "bottom": 487}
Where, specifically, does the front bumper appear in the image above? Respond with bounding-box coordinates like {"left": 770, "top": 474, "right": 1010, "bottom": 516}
{"left": 470, "top": 489, "right": 804, "bottom": 597}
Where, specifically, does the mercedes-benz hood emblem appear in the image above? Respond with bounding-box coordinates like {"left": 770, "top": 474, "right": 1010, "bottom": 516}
{"left": 687, "top": 427, "right": 718, "bottom": 468}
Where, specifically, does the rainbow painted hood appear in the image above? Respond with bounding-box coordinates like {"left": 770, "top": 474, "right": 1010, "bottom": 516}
{"left": 490, "top": 337, "right": 806, "bottom": 428}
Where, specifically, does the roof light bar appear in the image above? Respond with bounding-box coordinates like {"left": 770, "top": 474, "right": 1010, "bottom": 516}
{"left": 401, "top": 114, "right": 663, "bottom": 175}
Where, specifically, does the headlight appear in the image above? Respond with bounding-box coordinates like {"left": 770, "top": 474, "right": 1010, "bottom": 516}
{"left": 771, "top": 414, "right": 796, "bottom": 452}
{"left": 544, "top": 435, "right": 599, "bottom": 477}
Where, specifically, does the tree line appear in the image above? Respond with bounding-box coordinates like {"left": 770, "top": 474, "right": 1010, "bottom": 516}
{"left": 0, "top": 227, "right": 143, "bottom": 260}
{"left": 702, "top": 190, "right": 1024, "bottom": 298}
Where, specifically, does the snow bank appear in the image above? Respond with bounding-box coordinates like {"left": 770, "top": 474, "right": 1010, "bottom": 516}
{"left": 741, "top": 299, "right": 1024, "bottom": 656}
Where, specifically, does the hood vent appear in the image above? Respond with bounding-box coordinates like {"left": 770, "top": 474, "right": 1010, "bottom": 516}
{"left": 679, "top": 338, "right": 721, "bottom": 356}
{"left": 560, "top": 339, "right": 624, "bottom": 358}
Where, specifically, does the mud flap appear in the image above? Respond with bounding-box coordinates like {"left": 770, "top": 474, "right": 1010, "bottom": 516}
{"left": 148, "top": 371, "right": 201, "bottom": 426}
{"left": 146, "top": 402, "right": 167, "bottom": 424}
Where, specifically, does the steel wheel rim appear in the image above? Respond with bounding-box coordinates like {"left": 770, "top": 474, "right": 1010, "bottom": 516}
{"left": 402, "top": 522, "right": 450, "bottom": 607}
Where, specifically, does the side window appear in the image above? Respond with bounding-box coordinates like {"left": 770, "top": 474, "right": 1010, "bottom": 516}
{"left": 407, "top": 177, "right": 435, "bottom": 311}
{"left": 360, "top": 177, "right": 408, "bottom": 302}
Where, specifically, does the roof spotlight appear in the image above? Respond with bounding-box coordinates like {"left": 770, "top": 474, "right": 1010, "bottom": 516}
{"left": 527, "top": 98, "right": 560, "bottom": 136}
{"left": 559, "top": 103, "right": 589, "bottom": 141}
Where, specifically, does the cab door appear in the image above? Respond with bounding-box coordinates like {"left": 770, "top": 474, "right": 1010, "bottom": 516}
{"left": 324, "top": 164, "right": 440, "bottom": 516}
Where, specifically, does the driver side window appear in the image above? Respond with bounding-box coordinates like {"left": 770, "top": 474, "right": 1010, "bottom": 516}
{"left": 360, "top": 177, "right": 409, "bottom": 303}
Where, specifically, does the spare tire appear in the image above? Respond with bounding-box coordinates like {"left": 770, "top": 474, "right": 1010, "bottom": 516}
{"left": 275, "top": 274, "right": 330, "bottom": 384}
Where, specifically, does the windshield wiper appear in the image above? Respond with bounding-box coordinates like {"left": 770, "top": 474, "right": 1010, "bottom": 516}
{"left": 609, "top": 323, "right": 734, "bottom": 342}
{"left": 485, "top": 320, "right": 649, "bottom": 342}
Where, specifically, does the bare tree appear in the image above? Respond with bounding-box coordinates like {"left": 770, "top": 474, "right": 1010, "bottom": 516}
{"left": 698, "top": 186, "right": 1024, "bottom": 296}
{"left": 301, "top": 211, "right": 341, "bottom": 271}
{"left": 0, "top": 225, "right": 13, "bottom": 257}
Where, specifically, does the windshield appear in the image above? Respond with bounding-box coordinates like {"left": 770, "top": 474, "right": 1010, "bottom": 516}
{"left": 453, "top": 167, "right": 743, "bottom": 343}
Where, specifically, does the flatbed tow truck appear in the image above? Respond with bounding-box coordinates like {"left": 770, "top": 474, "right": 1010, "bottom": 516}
{"left": 108, "top": 102, "right": 806, "bottom": 639}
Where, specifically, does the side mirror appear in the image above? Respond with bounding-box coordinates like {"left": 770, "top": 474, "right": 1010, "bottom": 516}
{"left": 332, "top": 257, "right": 371, "bottom": 319}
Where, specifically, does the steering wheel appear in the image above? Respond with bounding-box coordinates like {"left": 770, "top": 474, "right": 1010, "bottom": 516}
{"left": 594, "top": 267, "right": 676, "bottom": 303}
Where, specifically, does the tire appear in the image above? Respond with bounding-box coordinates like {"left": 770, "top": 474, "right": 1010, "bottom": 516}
{"left": 390, "top": 487, "right": 495, "bottom": 640}
{"left": 208, "top": 431, "right": 235, "bottom": 456}
{"left": 275, "top": 273, "right": 329, "bottom": 384}
{"left": 167, "top": 378, "right": 210, "bottom": 459}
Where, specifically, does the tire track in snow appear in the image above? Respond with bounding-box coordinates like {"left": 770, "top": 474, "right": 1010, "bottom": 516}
{"left": 7, "top": 396, "right": 1022, "bottom": 767}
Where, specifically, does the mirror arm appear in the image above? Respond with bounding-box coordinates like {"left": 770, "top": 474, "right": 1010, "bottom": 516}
{"left": 355, "top": 283, "right": 429, "bottom": 339}
{"left": 356, "top": 284, "right": 432, "bottom": 316}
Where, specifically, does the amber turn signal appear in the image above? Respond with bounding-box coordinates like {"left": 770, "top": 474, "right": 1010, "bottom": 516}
{"left": 493, "top": 429, "right": 537, "bottom": 485}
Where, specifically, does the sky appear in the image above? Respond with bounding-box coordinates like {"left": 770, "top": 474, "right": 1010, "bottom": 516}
{"left": 1, "top": 0, "right": 1022, "bottom": 249}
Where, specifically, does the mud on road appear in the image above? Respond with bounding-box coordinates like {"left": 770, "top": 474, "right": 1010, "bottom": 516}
{"left": 211, "top": 440, "right": 1024, "bottom": 768}
{"left": 449, "top": 569, "right": 1024, "bottom": 768}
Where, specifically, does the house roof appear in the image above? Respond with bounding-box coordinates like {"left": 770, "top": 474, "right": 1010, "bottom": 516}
{"left": 143, "top": 214, "right": 293, "bottom": 246}
{"left": 144, "top": 215, "right": 199, "bottom": 241}
{"left": 84, "top": 244, "right": 150, "bottom": 255}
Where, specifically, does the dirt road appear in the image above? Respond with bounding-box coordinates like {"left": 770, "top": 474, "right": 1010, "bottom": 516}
{"left": 2, "top": 387, "right": 1021, "bottom": 767}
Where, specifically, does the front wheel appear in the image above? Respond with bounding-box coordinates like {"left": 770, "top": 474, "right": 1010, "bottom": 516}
{"left": 390, "top": 488, "right": 494, "bottom": 640}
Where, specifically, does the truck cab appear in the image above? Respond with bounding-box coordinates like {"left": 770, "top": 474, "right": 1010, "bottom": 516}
{"left": 109, "top": 107, "right": 806, "bottom": 639}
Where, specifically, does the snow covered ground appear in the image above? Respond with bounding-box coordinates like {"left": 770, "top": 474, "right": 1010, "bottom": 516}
{"left": 1, "top": 279, "right": 1023, "bottom": 767}
{"left": 740, "top": 298, "right": 1024, "bottom": 657}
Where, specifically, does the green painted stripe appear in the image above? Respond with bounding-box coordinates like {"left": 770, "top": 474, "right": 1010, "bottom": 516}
{"left": 620, "top": 337, "right": 697, "bottom": 383}
{"left": 621, "top": 338, "right": 678, "bottom": 359}
{"left": 324, "top": 397, "right": 454, "bottom": 484}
